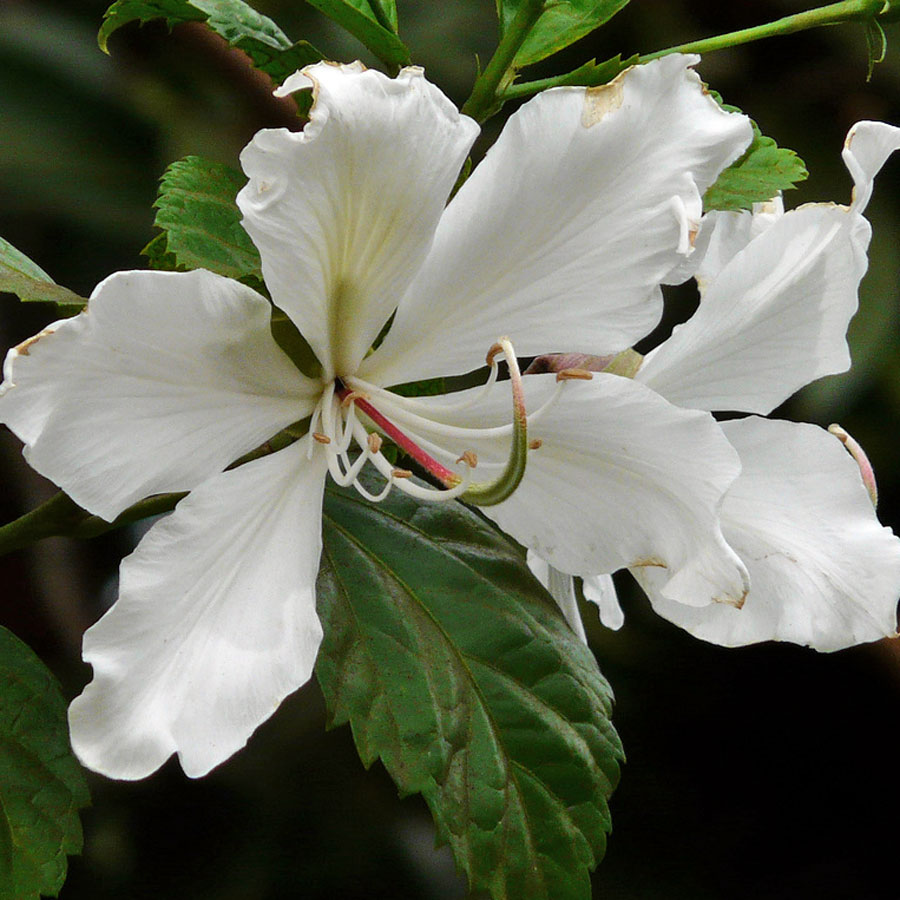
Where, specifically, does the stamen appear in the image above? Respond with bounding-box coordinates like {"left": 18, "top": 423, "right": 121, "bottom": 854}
{"left": 486, "top": 341, "right": 506, "bottom": 366}
{"left": 829, "top": 423, "right": 879, "bottom": 508}
{"left": 350, "top": 419, "right": 473, "bottom": 503}
{"left": 529, "top": 439, "right": 543, "bottom": 450}
{"left": 556, "top": 368, "right": 594, "bottom": 381}
{"left": 391, "top": 468, "right": 413, "bottom": 479}
{"left": 367, "top": 432, "right": 383, "bottom": 454}
{"left": 461, "top": 337, "right": 529, "bottom": 507}
{"left": 312, "top": 432, "right": 331, "bottom": 444}
{"left": 339, "top": 387, "right": 462, "bottom": 487}
{"left": 341, "top": 389, "right": 369, "bottom": 408}
{"left": 456, "top": 450, "right": 478, "bottom": 468}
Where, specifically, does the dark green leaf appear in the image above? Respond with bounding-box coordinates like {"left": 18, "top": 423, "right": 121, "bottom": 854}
{"left": 497, "top": 0, "right": 630, "bottom": 68}
{"left": 316, "top": 484, "right": 623, "bottom": 900}
{"left": 704, "top": 96, "right": 808, "bottom": 212}
{"left": 98, "top": 0, "right": 322, "bottom": 85}
{"left": 0, "top": 627, "right": 90, "bottom": 899}
{"left": 145, "top": 156, "right": 264, "bottom": 289}
{"left": 303, "top": 0, "right": 410, "bottom": 68}
{"left": 0, "top": 237, "right": 87, "bottom": 313}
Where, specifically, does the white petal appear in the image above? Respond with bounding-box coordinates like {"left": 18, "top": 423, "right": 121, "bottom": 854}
{"left": 375, "top": 374, "right": 748, "bottom": 608}
{"left": 238, "top": 63, "right": 479, "bottom": 378}
{"left": 0, "top": 269, "right": 315, "bottom": 521}
{"left": 68, "top": 439, "right": 328, "bottom": 779}
{"left": 638, "top": 121, "right": 900, "bottom": 415}
{"left": 582, "top": 574, "right": 624, "bottom": 631}
{"left": 361, "top": 54, "right": 752, "bottom": 387}
{"left": 637, "top": 418, "right": 900, "bottom": 651}
{"left": 526, "top": 551, "right": 587, "bottom": 642}
{"left": 637, "top": 203, "right": 869, "bottom": 414}
{"left": 691, "top": 196, "right": 784, "bottom": 290}
{"left": 843, "top": 120, "right": 900, "bottom": 213}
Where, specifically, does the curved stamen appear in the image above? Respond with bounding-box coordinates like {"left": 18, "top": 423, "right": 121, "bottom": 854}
{"left": 829, "top": 423, "right": 879, "bottom": 508}
{"left": 461, "top": 337, "right": 528, "bottom": 507}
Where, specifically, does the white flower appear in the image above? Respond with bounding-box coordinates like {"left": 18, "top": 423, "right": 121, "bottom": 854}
{"left": 540, "top": 121, "right": 900, "bottom": 652}
{"left": 0, "top": 56, "right": 753, "bottom": 778}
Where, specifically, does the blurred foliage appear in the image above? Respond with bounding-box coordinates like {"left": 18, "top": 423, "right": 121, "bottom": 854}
{"left": 1, "top": 1, "right": 900, "bottom": 898}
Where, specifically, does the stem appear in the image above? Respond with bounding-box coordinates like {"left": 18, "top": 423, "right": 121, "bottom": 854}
{"left": 641, "top": 0, "right": 888, "bottom": 62}
{"left": 502, "top": 0, "right": 890, "bottom": 104}
{"left": 461, "top": 0, "right": 546, "bottom": 122}
{"left": 0, "top": 490, "right": 186, "bottom": 557}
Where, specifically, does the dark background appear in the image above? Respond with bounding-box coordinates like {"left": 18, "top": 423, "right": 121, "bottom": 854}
{"left": 2, "top": 1, "right": 900, "bottom": 897}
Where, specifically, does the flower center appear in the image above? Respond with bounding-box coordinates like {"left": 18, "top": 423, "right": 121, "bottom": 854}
{"left": 306, "top": 338, "right": 582, "bottom": 506}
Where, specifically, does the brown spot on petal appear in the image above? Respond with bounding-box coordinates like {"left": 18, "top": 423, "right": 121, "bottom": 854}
{"left": 630, "top": 557, "right": 667, "bottom": 569}
{"left": 15, "top": 327, "right": 56, "bottom": 357}
{"left": 582, "top": 80, "right": 624, "bottom": 127}
{"left": 715, "top": 587, "right": 748, "bottom": 609}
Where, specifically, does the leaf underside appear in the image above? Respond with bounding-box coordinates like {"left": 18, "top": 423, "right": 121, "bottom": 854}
{"left": 316, "top": 483, "right": 623, "bottom": 900}
{"left": 98, "top": 0, "right": 322, "bottom": 85}
{"left": 0, "top": 627, "right": 90, "bottom": 899}
{"left": 0, "top": 237, "right": 87, "bottom": 313}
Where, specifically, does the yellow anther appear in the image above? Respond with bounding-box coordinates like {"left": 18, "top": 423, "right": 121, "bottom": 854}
{"left": 312, "top": 432, "right": 332, "bottom": 444}
{"left": 556, "top": 368, "right": 594, "bottom": 382}
{"left": 456, "top": 450, "right": 478, "bottom": 468}
{"left": 341, "top": 390, "right": 369, "bottom": 408}
{"left": 391, "top": 468, "right": 413, "bottom": 479}
{"left": 367, "top": 432, "right": 383, "bottom": 454}
{"left": 529, "top": 439, "right": 543, "bottom": 450}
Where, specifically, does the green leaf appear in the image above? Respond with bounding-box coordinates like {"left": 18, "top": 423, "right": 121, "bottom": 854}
{"left": 303, "top": 0, "right": 410, "bottom": 68}
{"left": 704, "top": 97, "right": 808, "bottom": 212}
{"left": 497, "top": 0, "right": 631, "bottom": 68}
{"left": 0, "top": 238, "right": 87, "bottom": 313}
{"left": 0, "top": 627, "right": 90, "bottom": 899}
{"left": 865, "top": 18, "right": 887, "bottom": 81}
{"left": 145, "top": 156, "right": 264, "bottom": 289}
{"left": 369, "top": 0, "right": 398, "bottom": 32}
{"left": 98, "top": 0, "right": 322, "bottom": 85}
{"left": 316, "top": 484, "right": 623, "bottom": 900}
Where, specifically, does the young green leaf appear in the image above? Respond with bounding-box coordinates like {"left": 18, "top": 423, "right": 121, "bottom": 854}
{"left": 145, "top": 156, "right": 264, "bottom": 290}
{"left": 0, "top": 627, "right": 90, "bottom": 900}
{"left": 317, "top": 483, "right": 623, "bottom": 900}
{"left": 98, "top": 0, "right": 322, "bottom": 85}
{"left": 303, "top": 0, "right": 410, "bottom": 68}
{"left": 496, "top": 0, "right": 631, "bottom": 68}
{"left": 704, "top": 95, "right": 808, "bottom": 212}
{"left": 0, "top": 237, "right": 87, "bottom": 313}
